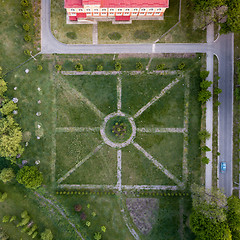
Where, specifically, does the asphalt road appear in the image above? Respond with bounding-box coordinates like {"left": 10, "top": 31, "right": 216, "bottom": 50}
{"left": 41, "top": 0, "right": 234, "bottom": 196}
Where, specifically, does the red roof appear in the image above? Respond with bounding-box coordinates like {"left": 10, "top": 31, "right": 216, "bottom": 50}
{"left": 115, "top": 16, "right": 130, "bottom": 21}
{"left": 69, "top": 16, "right": 77, "bottom": 20}
{"left": 65, "top": 0, "right": 82, "bottom": 8}
{"left": 101, "top": 0, "right": 168, "bottom": 8}
{"left": 65, "top": 0, "right": 168, "bottom": 8}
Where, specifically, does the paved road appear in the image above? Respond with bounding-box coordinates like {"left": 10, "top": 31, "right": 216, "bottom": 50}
{"left": 41, "top": 0, "right": 234, "bottom": 196}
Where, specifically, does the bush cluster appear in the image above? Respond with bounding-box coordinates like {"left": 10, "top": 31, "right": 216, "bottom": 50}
{"left": 75, "top": 63, "right": 83, "bottom": 72}
{"left": 115, "top": 62, "right": 121, "bottom": 71}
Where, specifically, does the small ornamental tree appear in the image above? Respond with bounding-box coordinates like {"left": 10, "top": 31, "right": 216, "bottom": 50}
{"left": 198, "top": 130, "right": 211, "bottom": 141}
{"left": 0, "top": 168, "right": 15, "bottom": 183}
{"left": 41, "top": 229, "right": 53, "bottom": 240}
{"left": 22, "top": 10, "right": 30, "bottom": 18}
{"left": 198, "top": 90, "right": 211, "bottom": 104}
{"left": 115, "top": 62, "right": 121, "bottom": 71}
{"left": 24, "top": 35, "right": 32, "bottom": 42}
{"left": 96, "top": 64, "right": 103, "bottom": 71}
{"left": 214, "top": 87, "right": 222, "bottom": 95}
{"left": 178, "top": 62, "right": 185, "bottom": 70}
{"left": 75, "top": 63, "right": 83, "bottom": 72}
{"left": 136, "top": 62, "right": 143, "bottom": 71}
{"left": 201, "top": 157, "right": 210, "bottom": 164}
{"left": 37, "top": 65, "right": 43, "bottom": 71}
{"left": 200, "top": 80, "right": 212, "bottom": 90}
{"left": 32, "top": 231, "right": 38, "bottom": 239}
{"left": 24, "top": 50, "right": 31, "bottom": 56}
{"left": 0, "top": 100, "right": 18, "bottom": 116}
{"left": 21, "top": 0, "right": 29, "bottom": 7}
{"left": 9, "top": 216, "right": 16, "bottom": 223}
{"left": 0, "top": 78, "right": 7, "bottom": 97}
{"left": 201, "top": 146, "right": 211, "bottom": 152}
{"left": 156, "top": 63, "right": 165, "bottom": 70}
{"left": 200, "top": 70, "right": 210, "bottom": 80}
{"left": 55, "top": 64, "right": 62, "bottom": 71}
{"left": 16, "top": 166, "right": 43, "bottom": 189}
{"left": 0, "top": 192, "right": 8, "bottom": 202}
{"left": 23, "top": 24, "right": 30, "bottom": 32}
{"left": 94, "top": 232, "right": 102, "bottom": 240}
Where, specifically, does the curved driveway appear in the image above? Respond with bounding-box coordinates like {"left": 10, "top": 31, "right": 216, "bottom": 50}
{"left": 42, "top": 0, "right": 234, "bottom": 196}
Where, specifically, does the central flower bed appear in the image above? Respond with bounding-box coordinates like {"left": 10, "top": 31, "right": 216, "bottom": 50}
{"left": 105, "top": 116, "right": 133, "bottom": 143}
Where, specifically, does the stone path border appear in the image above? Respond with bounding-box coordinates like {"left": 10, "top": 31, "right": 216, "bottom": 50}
{"left": 57, "top": 143, "right": 104, "bottom": 184}
{"left": 117, "top": 76, "right": 122, "bottom": 112}
{"left": 122, "top": 185, "right": 178, "bottom": 190}
{"left": 58, "top": 77, "right": 105, "bottom": 119}
{"left": 182, "top": 75, "right": 190, "bottom": 183}
{"left": 137, "top": 127, "right": 186, "bottom": 133}
{"left": 134, "top": 78, "right": 180, "bottom": 119}
{"left": 58, "top": 184, "right": 117, "bottom": 190}
{"left": 100, "top": 112, "right": 136, "bottom": 148}
{"left": 35, "top": 192, "right": 84, "bottom": 240}
{"left": 117, "top": 150, "right": 122, "bottom": 191}
{"left": 133, "top": 142, "right": 183, "bottom": 187}
{"left": 61, "top": 70, "right": 180, "bottom": 76}
{"left": 56, "top": 127, "right": 100, "bottom": 132}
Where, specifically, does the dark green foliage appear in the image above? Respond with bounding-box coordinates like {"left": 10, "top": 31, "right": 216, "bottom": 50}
{"left": 134, "top": 30, "right": 150, "bottom": 40}
{"left": 200, "top": 80, "right": 212, "bottom": 90}
{"left": 201, "top": 146, "right": 211, "bottom": 152}
{"left": 115, "top": 62, "right": 121, "bottom": 71}
{"left": 66, "top": 32, "right": 77, "bottom": 39}
{"left": 136, "top": 62, "right": 143, "bottom": 70}
{"left": 75, "top": 63, "right": 83, "bottom": 72}
{"left": 108, "top": 32, "right": 122, "bottom": 40}
{"left": 16, "top": 166, "right": 43, "bottom": 189}
{"left": 0, "top": 168, "right": 15, "bottom": 183}
{"left": 24, "top": 49, "right": 31, "bottom": 56}
{"left": 21, "top": 0, "right": 29, "bottom": 7}
{"left": 2, "top": 215, "right": 10, "bottom": 223}
{"left": 198, "top": 130, "right": 211, "bottom": 141}
{"left": 23, "top": 24, "right": 30, "bottom": 31}
{"left": 200, "top": 70, "right": 210, "bottom": 80}
{"left": 24, "top": 35, "right": 32, "bottom": 42}
{"left": 0, "top": 100, "right": 18, "bottom": 116}
{"left": 0, "top": 78, "right": 7, "bottom": 97}
{"left": 178, "top": 62, "right": 185, "bottom": 70}
{"left": 201, "top": 156, "right": 210, "bottom": 164}
{"left": 41, "top": 229, "right": 53, "bottom": 240}
{"left": 22, "top": 10, "right": 30, "bottom": 18}
{"left": 156, "top": 64, "right": 165, "bottom": 70}
{"left": 198, "top": 90, "right": 211, "bottom": 103}
{"left": 37, "top": 65, "right": 43, "bottom": 71}
{"left": 214, "top": 87, "right": 222, "bottom": 95}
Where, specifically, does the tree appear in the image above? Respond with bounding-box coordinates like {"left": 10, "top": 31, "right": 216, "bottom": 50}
{"left": 115, "top": 62, "right": 121, "bottom": 71}
{"left": 94, "top": 232, "right": 102, "bottom": 240}
{"left": 0, "top": 192, "right": 8, "bottom": 202}
{"left": 96, "top": 64, "right": 103, "bottom": 71}
{"left": 198, "top": 130, "right": 211, "bottom": 141}
{"left": 0, "top": 116, "right": 24, "bottom": 161}
{"left": 201, "top": 146, "right": 211, "bottom": 152}
{"left": 2, "top": 216, "right": 10, "bottom": 223}
{"left": 0, "top": 78, "right": 7, "bottom": 97}
{"left": 0, "top": 100, "right": 18, "bottom": 116}
{"left": 198, "top": 90, "right": 212, "bottom": 103}
{"left": 220, "top": 0, "right": 240, "bottom": 34}
{"left": 136, "top": 62, "right": 143, "bottom": 70}
{"left": 202, "top": 157, "right": 210, "bottom": 164}
{"left": 75, "top": 63, "right": 83, "bottom": 72}
{"left": 200, "top": 70, "right": 210, "bottom": 80}
{"left": 200, "top": 80, "right": 212, "bottom": 90}
{"left": 214, "top": 87, "right": 222, "bottom": 95}
{"left": 55, "top": 64, "right": 62, "bottom": 71}
{"left": 23, "top": 24, "right": 30, "bottom": 31}
{"left": 16, "top": 166, "right": 43, "bottom": 189}
{"left": 156, "top": 64, "right": 165, "bottom": 70}
{"left": 21, "top": 0, "right": 29, "bottom": 7}
{"left": 41, "top": 229, "right": 53, "bottom": 240}
{"left": 178, "top": 62, "right": 185, "bottom": 70}
{"left": 0, "top": 168, "right": 15, "bottom": 183}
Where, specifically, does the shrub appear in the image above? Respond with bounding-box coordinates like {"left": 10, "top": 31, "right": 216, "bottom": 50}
{"left": 200, "top": 70, "right": 209, "bottom": 80}
{"left": 28, "top": 224, "right": 37, "bottom": 236}
{"left": 37, "top": 65, "right": 43, "bottom": 71}
{"left": 0, "top": 78, "right": 7, "bottom": 97}
{"left": 21, "top": 0, "right": 29, "bottom": 7}
{"left": 22, "top": 10, "right": 30, "bottom": 18}
{"left": 178, "top": 62, "right": 185, "bottom": 70}
{"left": 75, "top": 63, "right": 83, "bottom": 72}
{"left": 115, "top": 62, "right": 121, "bottom": 71}
{"left": 214, "top": 101, "right": 221, "bottom": 107}
{"left": 198, "top": 90, "right": 211, "bottom": 104}
{"left": 214, "top": 87, "right": 222, "bottom": 95}
{"left": 66, "top": 32, "right": 77, "bottom": 40}
{"left": 108, "top": 32, "right": 122, "bottom": 40}
{"left": 200, "top": 80, "right": 212, "bottom": 90}
{"left": 156, "top": 64, "right": 165, "bottom": 70}
{"left": 41, "top": 229, "right": 53, "bottom": 240}
{"left": 55, "top": 64, "right": 62, "bottom": 71}
{"left": 2, "top": 216, "right": 10, "bottom": 223}
{"left": 32, "top": 231, "right": 38, "bottom": 239}
{"left": 10, "top": 216, "right": 16, "bottom": 222}
{"left": 24, "top": 49, "right": 31, "bottom": 56}
{"left": 0, "top": 192, "right": 8, "bottom": 202}
{"left": 101, "top": 226, "right": 106, "bottom": 232}
{"left": 24, "top": 35, "right": 32, "bottom": 42}
{"left": 86, "top": 221, "right": 91, "bottom": 227}
{"left": 21, "top": 211, "right": 29, "bottom": 219}
{"left": 202, "top": 157, "right": 210, "bottom": 164}
{"left": 0, "top": 100, "right": 18, "bottom": 116}
{"left": 136, "top": 62, "right": 143, "bottom": 70}
{"left": 198, "top": 130, "right": 211, "bottom": 141}
{"left": 96, "top": 64, "right": 103, "bottom": 71}
{"left": 94, "top": 232, "right": 102, "bottom": 240}
{"left": 23, "top": 24, "right": 30, "bottom": 31}
{"left": 0, "top": 168, "right": 15, "bottom": 183}
{"left": 201, "top": 146, "right": 211, "bottom": 152}
{"left": 134, "top": 30, "right": 150, "bottom": 40}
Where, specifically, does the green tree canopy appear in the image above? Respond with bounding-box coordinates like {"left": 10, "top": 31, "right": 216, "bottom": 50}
{"left": 16, "top": 166, "right": 43, "bottom": 189}
{"left": 0, "top": 116, "right": 24, "bottom": 161}
{"left": 41, "top": 229, "right": 53, "bottom": 240}
{"left": 0, "top": 168, "right": 15, "bottom": 183}
{"left": 0, "top": 78, "right": 7, "bottom": 97}
{"left": 0, "top": 100, "right": 18, "bottom": 116}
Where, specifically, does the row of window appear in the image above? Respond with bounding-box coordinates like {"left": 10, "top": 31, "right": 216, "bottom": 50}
{"left": 70, "top": 12, "right": 162, "bottom": 16}
{"left": 70, "top": 8, "right": 162, "bottom": 12}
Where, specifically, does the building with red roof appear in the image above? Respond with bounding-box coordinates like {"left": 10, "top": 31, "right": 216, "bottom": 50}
{"left": 65, "top": 0, "right": 169, "bottom": 24}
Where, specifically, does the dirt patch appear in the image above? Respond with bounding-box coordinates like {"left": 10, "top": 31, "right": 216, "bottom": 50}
{"left": 126, "top": 198, "right": 159, "bottom": 235}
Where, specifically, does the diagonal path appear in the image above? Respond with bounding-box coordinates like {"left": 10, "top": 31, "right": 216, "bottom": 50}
{"left": 56, "top": 127, "right": 100, "bottom": 133}
{"left": 133, "top": 142, "right": 183, "bottom": 187}
{"left": 133, "top": 78, "right": 180, "bottom": 119}
{"left": 57, "top": 143, "right": 104, "bottom": 184}
{"left": 57, "top": 77, "right": 105, "bottom": 119}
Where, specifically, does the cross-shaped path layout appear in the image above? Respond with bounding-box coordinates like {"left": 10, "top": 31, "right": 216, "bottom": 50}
{"left": 41, "top": 0, "right": 234, "bottom": 197}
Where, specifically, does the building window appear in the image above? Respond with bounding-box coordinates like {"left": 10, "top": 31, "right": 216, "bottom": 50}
{"left": 78, "top": 8, "right": 83, "bottom": 12}
{"left": 117, "top": 8, "right": 122, "bottom": 12}
{"left": 110, "top": 8, "right": 114, "bottom": 12}
{"left": 86, "top": 8, "right": 91, "bottom": 12}
{"left": 139, "top": 12, "right": 145, "bottom": 15}
{"left": 109, "top": 12, "right": 114, "bottom": 15}
{"left": 94, "top": 9, "right": 98, "bottom": 12}
{"left": 133, "top": 8, "right": 138, "bottom": 11}
{"left": 154, "top": 12, "right": 160, "bottom": 15}
{"left": 101, "top": 12, "right": 107, "bottom": 15}
{"left": 70, "top": 8, "right": 75, "bottom": 11}
{"left": 116, "top": 12, "right": 122, "bottom": 16}
{"left": 140, "top": 8, "right": 146, "bottom": 12}
{"left": 101, "top": 8, "right": 107, "bottom": 11}
{"left": 70, "top": 12, "right": 76, "bottom": 16}
{"left": 156, "top": 8, "right": 162, "bottom": 11}
{"left": 124, "top": 12, "right": 130, "bottom": 16}
{"left": 132, "top": 12, "right": 138, "bottom": 15}
{"left": 147, "top": 12, "right": 153, "bottom": 15}
{"left": 125, "top": 8, "right": 130, "bottom": 11}
{"left": 149, "top": 8, "right": 154, "bottom": 11}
